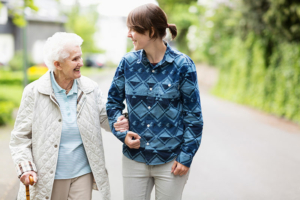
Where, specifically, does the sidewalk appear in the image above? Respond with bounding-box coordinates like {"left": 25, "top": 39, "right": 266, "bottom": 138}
{"left": 0, "top": 125, "right": 19, "bottom": 200}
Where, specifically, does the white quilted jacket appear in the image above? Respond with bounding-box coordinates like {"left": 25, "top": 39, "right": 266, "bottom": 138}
{"left": 10, "top": 71, "right": 111, "bottom": 200}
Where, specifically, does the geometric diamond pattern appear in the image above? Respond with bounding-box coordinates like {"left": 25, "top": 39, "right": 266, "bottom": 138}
{"left": 107, "top": 43, "right": 203, "bottom": 168}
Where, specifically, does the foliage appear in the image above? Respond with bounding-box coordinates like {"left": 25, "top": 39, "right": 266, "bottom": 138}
{"left": 157, "top": 0, "right": 199, "bottom": 54}
{"left": 4, "top": 0, "right": 39, "bottom": 27}
{"left": 65, "top": 4, "right": 103, "bottom": 54}
{"left": 8, "top": 51, "right": 34, "bottom": 71}
{"left": 238, "top": 0, "right": 300, "bottom": 42}
{"left": 0, "top": 69, "right": 43, "bottom": 85}
{"left": 0, "top": 101, "right": 15, "bottom": 126}
{"left": 0, "top": 84, "right": 23, "bottom": 106}
{"left": 197, "top": 0, "right": 300, "bottom": 123}
{"left": 0, "top": 84, "right": 23, "bottom": 126}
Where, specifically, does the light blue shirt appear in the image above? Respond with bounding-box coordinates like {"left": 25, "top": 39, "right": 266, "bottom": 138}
{"left": 50, "top": 71, "right": 91, "bottom": 179}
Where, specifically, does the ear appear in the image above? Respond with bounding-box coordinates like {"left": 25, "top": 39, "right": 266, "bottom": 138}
{"left": 150, "top": 27, "right": 155, "bottom": 38}
{"left": 54, "top": 61, "right": 62, "bottom": 71}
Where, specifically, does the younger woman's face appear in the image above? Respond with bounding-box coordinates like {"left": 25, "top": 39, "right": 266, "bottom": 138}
{"left": 127, "top": 29, "right": 151, "bottom": 51}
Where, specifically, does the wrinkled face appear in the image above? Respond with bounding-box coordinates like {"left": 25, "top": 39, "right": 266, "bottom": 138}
{"left": 56, "top": 46, "right": 83, "bottom": 80}
{"left": 127, "top": 29, "right": 151, "bottom": 51}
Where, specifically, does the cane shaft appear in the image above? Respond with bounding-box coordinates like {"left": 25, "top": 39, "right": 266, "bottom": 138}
{"left": 25, "top": 176, "right": 34, "bottom": 200}
{"left": 26, "top": 185, "right": 30, "bottom": 200}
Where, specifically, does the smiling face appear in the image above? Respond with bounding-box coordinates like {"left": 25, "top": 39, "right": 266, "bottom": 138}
{"left": 127, "top": 29, "right": 151, "bottom": 51}
{"left": 54, "top": 45, "right": 83, "bottom": 80}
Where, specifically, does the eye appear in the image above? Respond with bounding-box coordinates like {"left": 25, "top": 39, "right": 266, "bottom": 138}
{"left": 73, "top": 57, "right": 81, "bottom": 61}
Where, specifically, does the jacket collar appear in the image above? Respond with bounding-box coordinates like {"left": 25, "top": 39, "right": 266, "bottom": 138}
{"left": 37, "top": 70, "right": 94, "bottom": 95}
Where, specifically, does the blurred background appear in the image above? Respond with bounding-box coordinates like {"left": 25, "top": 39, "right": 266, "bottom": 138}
{"left": 0, "top": 0, "right": 300, "bottom": 199}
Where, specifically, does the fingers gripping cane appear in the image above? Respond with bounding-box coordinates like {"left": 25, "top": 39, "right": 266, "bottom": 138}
{"left": 26, "top": 176, "right": 34, "bottom": 200}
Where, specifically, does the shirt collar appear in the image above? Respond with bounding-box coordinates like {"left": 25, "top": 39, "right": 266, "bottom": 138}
{"left": 50, "top": 71, "right": 77, "bottom": 95}
{"left": 137, "top": 42, "right": 177, "bottom": 68}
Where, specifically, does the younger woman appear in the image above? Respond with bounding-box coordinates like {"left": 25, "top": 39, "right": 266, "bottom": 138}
{"left": 106, "top": 3, "right": 203, "bottom": 200}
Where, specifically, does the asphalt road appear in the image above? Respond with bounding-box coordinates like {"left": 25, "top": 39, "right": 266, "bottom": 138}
{"left": 91, "top": 67, "right": 300, "bottom": 200}
{"left": 1, "top": 67, "right": 299, "bottom": 200}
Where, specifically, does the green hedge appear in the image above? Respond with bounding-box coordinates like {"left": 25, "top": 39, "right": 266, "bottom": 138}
{"left": 0, "top": 84, "right": 23, "bottom": 126}
{"left": 0, "top": 70, "right": 40, "bottom": 85}
{"left": 212, "top": 34, "right": 300, "bottom": 123}
{"left": 0, "top": 101, "right": 15, "bottom": 126}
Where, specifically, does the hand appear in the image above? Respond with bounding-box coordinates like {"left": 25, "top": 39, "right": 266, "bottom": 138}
{"left": 114, "top": 115, "right": 129, "bottom": 132}
{"left": 124, "top": 131, "right": 141, "bottom": 149}
{"left": 20, "top": 171, "right": 38, "bottom": 186}
{"left": 171, "top": 161, "right": 189, "bottom": 176}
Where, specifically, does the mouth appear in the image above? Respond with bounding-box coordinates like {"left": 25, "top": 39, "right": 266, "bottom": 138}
{"left": 74, "top": 68, "right": 80, "bottom": 72}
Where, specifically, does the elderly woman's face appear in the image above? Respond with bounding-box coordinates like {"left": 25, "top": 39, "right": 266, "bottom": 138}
{"left": 57, "top": 46, "right": 83, "bottom": 80}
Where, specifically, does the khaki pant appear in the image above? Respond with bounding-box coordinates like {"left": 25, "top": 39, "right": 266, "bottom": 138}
{"left": 123, "top": 155, "right": 190, "bottom": 200}
{"left": 51, "top": 173, "right": 93, "bottom": 200}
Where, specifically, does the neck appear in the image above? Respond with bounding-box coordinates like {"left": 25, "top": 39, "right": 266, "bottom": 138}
{"left": 144, "top": 39, "right": 166, "bottom": 63}
{"left": 53, "top": 70, "right": 74, "bottom": 91}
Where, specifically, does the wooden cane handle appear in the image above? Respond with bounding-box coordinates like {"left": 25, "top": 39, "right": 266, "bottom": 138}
{"left": 29, "top": 176, "right": 34, "bottom": 185}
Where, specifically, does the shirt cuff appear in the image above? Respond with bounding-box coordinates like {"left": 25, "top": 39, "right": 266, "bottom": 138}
{"left": 16, "top": 161, "right": 37, "bottom": 178}
{"left": 176, "top": 151, "right": 193, "bottom": 168}
{"left": 115, "top": 130, "right": 128, "bottom": 143}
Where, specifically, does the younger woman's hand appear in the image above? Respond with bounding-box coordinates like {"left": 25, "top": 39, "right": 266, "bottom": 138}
{"left": 114, "top": 115, "right": 129, "bottom": 132}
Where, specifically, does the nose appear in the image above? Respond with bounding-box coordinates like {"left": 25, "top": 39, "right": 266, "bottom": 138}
{"left": 127, "top": 30, "right": 132, "bottom": 38}
{"left": 78, "top": 58, "right": 83, "bottom": 67}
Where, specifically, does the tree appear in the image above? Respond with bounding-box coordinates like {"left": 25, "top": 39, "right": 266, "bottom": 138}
{"left": 64, "top": 2, "right": 102, "bottom": 54}
{"left": 157, "top": 0, "right": 199, "bottom": 54}
{"left": 0, "top": 0, "right": 38, "bottom": 27}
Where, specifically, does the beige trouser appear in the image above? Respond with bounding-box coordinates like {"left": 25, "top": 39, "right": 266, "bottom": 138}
{"left": 123, "top": 155, "right": 190, "bottom": 200}
{"left": 51, "top": 173, "right": 93, "bottom": 200}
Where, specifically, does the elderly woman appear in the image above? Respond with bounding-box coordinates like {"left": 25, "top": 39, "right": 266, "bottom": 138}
{"left": 9, "top": 32, "right": 128, "bottom": 200}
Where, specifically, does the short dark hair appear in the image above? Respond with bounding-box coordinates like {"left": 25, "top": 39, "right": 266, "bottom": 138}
{"left": 127, "top": 3, "right": 177, "bottom": 40}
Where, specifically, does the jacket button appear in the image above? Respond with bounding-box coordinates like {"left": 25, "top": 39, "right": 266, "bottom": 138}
{"left": 58, "top": 119, "right": 61, "bottom": 122}
{"left": 45, "top": 197, "right": 49, "bottom": 199}
{"left": 54, "top": 145, "right": 58, "bottom": 148}
{"left": 50, "top": 171, "right": 53, "bottom": 174}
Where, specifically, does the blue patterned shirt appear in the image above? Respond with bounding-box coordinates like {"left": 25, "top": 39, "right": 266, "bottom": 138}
{"left": 106, "top": 43, "right": 203, "bottom": 167}
{"left": 50, "top": 71, "right": 91, "bottom": 179}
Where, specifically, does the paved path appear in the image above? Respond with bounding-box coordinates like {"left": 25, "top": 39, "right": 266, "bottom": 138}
{"left": 1, "top": 66, "right": 299, "bottom": 200}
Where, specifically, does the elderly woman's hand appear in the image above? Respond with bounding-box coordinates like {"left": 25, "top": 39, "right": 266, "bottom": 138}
{"left": 20, "top": 171, "right": 38, "bottom": 186}
{"left": 114, "top": 115, "right": 129, "bottom": 132}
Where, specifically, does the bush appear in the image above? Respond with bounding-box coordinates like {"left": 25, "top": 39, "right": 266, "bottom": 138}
{"left": 0, "top": 101, "right": 15, "bottom": 126}
{"left": 8, "top": 51, "right": 34, "bottom": 71}
{"left": 0, "top": 84, "right": 23, "bottom": 106}
{"left": 0, "top": 69, "right": 45, "bottom": 86}
{"left": 0, "top": 84, "right": 23, "bottom": 126}
{"left": 196, "top": 1, "right": 300, "bottom": 124}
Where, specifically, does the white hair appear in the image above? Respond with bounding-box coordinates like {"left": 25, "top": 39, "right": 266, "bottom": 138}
{"left": 43, "top": 32, "right": 83, "bottom": 71}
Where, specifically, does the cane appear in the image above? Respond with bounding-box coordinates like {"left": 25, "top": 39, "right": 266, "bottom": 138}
{"left": 26, "top": 176, "right": 34, "bottom": 200}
